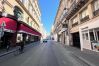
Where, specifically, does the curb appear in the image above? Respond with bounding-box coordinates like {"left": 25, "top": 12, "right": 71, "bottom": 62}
{"left": 72, "top": 53, "right": 96, "bottom": 66}
{"left": 0, "top": 41, "right": 40, "bottom": 57}
{"left": 0, "top": 49, "right": 17, "bottom": 57}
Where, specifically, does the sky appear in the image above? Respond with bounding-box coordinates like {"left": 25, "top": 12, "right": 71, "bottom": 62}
{"left": 39, "top": 0, "right": 59, "bottom": 34}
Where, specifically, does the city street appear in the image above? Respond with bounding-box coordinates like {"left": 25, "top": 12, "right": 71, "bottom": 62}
{"left": 0, "top": 41, "right": 91, "bottom": 66}
{"left": 0, "top": 0, "right": 99, "bottom": 66}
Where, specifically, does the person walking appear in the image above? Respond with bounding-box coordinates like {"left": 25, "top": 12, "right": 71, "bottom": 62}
{"left": 19, "top": 41, "right": 24, "bottom": 53}
{"left": 6, "top": 40, "right": 11, "bottom": 51}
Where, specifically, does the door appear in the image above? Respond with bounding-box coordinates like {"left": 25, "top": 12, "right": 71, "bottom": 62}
{"left": 82, "top": 31, "right": 91, "bottom": 49}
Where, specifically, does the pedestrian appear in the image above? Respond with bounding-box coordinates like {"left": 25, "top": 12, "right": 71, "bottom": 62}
{"left": 6, "top": 40, "right": 11, "bottom": 51}
{"left": 19, "top": 41, "right": 24, "bottom": 53}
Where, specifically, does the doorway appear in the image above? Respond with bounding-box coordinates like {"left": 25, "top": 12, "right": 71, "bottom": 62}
{"left": 72, "top": 32, "right": 81, "bottom": 48}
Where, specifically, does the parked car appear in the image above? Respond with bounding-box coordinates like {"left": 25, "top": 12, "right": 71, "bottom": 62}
{"left": 43, "top": 39, "right": 47, "bottom": 43}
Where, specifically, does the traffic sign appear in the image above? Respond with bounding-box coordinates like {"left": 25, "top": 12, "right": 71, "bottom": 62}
{"left": 0, "top": 21, "right": 6, "bottom": 39}
{"left": 1, "top": 21, "right": 6, "bottom": 27}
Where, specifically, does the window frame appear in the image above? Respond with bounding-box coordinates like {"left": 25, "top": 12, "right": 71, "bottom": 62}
{"left": 93, "top": 0, "right": 99, "bottom": 11}
{"left": 80, "top": 8, "right": 88, "bottom": 19}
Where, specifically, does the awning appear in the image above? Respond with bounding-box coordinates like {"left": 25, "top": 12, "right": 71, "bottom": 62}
{"left": 0, "top": 17, "right": 17, "bottom": 33}
{"left": 18, "top": 24, "right": 41, "bottom": 36}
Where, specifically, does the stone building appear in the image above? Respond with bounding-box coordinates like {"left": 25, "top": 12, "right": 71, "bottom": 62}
{"left": 53, "top": 0, "right": 99, "bottom": 52}
{"left": 0, "top": 0, "right": 42, "bottom": 48}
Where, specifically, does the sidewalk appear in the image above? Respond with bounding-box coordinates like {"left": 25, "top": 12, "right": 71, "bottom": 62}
{"left": 0, "top": 41, "right": 40, "bottom": 57}
{"left": 64, "top": 45, "right": 99, "bottom": 66}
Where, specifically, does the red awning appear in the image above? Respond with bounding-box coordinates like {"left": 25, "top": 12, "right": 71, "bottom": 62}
{"left": 18, "top": 24, "right": 41, "bottom": 36}
{"left": 0, "top": 17, "right": 17, "bottom": 32}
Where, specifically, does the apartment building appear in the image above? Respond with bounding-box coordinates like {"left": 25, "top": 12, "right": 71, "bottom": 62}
{"left": 53, "top": 0, "right": 68, "bottom": 45}
{"left": 66, "top": 0, "right": 99, "bottom": 51}
{"left": 53, "top": 0, "right": 99, "bottom": 52}
{"left": 0, "top": 0, "right": 42, "bottom": 48}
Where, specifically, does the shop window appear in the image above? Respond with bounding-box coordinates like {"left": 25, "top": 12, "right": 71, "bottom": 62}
{"left": 90, "top": 32, "right": 95, "bottom": 41}
{"left": 85, "top": 33, "right": 89, "bottom": 40}
{"left": 83, "top": 33, "right": 89, "bottom": 40}
{"left": 17, "top": 34, "right": 22, "bottom": 43}
{"left": 17, "top": 36, "right": 21, "bottom": 40}
{"left": 82, "top": 34, "right": 85, "bottom": 39}
{"left": 97, "top": 31, "right": 99, "bottom": 40}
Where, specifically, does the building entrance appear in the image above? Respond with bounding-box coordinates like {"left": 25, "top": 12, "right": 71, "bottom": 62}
{"left": 72, "top": 32, "right": 80, "bottom": 48}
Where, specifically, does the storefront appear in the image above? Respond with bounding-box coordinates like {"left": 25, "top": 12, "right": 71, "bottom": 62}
{"left": 16, "top": 23, "right": 41, "bottom": 45}
{"left": 70, "top": 26, "right": 81, "bottom": 48}
{"left": 0, "top": 17, "right": 17, "bottom": 48}
{"left": 79, "top": 17, "right": 99, "bottom": 51}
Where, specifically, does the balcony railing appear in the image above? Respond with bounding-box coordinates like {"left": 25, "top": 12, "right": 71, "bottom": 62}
{"left": 72, "top": 22, "right": 78, "bottom": 27}
{"left": 93, "top": 9, "right": 99, "bottom": 16}
{"left": 66, "top": 0, "right": 89, "bottom": 20}
{"left": 80, "top": 15, "right": 90, "bottom": 23}
{"left": 68, "top": 1, "right": 76, "bottom": 15}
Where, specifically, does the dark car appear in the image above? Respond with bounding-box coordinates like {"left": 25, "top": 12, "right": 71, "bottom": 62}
{"left": 43, "top": 39, "right": 47, "bottom": 43}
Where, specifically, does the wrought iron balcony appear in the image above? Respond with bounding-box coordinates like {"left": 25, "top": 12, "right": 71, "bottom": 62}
{"left": 66, "top": 0, "right": 89, "bottom": 20}
{"left": 93, "top": 9, "right": 99, "bottom": 16}
{"left": 80, "top": 15, "right": 90, "bottom": 23}
{"left": 60, "top": 8, "right": 68, "bottom": 23}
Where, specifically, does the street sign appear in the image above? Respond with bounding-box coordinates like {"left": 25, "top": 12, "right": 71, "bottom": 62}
{"left": 0, "top": 21, "right": 6, "bottom": 39}
{"left": 1, "top": 21, "right": 6, "bottom": 27}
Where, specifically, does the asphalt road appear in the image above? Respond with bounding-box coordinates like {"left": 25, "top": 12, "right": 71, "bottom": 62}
{"left": 0, "top": 41, "right": 89, "bottom": 66}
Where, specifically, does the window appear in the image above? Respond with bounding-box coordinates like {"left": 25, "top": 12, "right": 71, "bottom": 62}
{"left": 80, "top": 8, "right": 88, "bottom": 19}
{"left": 30, "top": 21, "right": 33, "bottom": 26}
{"left": 28, "top": 3, "right": 31, "bottom": 11}
{"left": 20, "top": 0, "right": 25, "bottom": 4}
{"left": 62, "top": 24, "right": 67, "bottom": 28}
{"left": 82, "top": 34, "right": 85, "bottom": 39}
{"left": 97, "top": 31, "right": 99, "bottom": 40}
{"left": 83, "top": 33, "right": 89, "bottom": 40}
{"left": 85, "top": 33, "right": 89, "bottom": 40}
{"left": 90, "top": 32, "right": 95, "bottom": 41}
{"left": 14, "top": 6, "right": 23, "bottom": 20}
{"left": 26, "top": 17, "right": 29, "bottom": 24}
{"left": 72, "top": 16, "right": 78, "bottom": 27}
{"left": 30, "top": 5, "right": 32, "bottom": 14}
{"left": 72, "top": 16, "right": 78, "bottom": 24}
{"left": 94, "top": 0, "right": 99, "bottom": 11}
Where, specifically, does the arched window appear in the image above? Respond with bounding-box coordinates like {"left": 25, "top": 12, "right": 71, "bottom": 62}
{"left": 14, "top": 6, "right": 23, "bottom": 20}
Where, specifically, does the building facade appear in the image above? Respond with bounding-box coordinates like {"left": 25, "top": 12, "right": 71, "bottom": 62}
{"left": 53, "top": 0, "right": 99, "bottom": 52}
{"left": 53, "top": 0, "right": 69, "bottom": 45}
{"left": 0, "top": 0, "right": 42, "bottom": 48}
